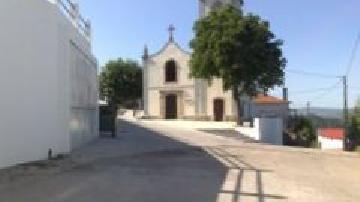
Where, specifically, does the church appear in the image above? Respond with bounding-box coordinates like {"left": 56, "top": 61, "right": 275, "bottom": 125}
{"left": 142, "top": 0, "right": 288, "bottom": 122}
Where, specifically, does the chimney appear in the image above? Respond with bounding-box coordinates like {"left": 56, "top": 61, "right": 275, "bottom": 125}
{"left": 283, "top": 87, "right": 288, "bottom": 101}
{"left": 142, "top": 45, "right": 149, "bottom": 61}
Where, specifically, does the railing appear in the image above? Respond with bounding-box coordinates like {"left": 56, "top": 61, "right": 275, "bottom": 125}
{"left": 57, "top": 0, "right": 91, "bottom": 41}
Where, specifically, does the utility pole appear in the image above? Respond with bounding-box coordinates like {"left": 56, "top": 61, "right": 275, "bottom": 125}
{"left": 342, "top": 75, "right": 349, "bottom": 151}
{"left": 307, "top": 101, "right": 311, "bottom": 117}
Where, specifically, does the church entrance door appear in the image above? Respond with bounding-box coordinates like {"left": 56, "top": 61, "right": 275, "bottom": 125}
{"left": 165, "top": 94, "right": 177, "bottom": 119}
{"left": 214, "top": 99, "right": 224, "bottom": 122}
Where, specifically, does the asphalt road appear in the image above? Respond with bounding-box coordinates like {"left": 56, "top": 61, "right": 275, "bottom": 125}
{"left": 0, "top": 120, "right": 359, "bottom": 202}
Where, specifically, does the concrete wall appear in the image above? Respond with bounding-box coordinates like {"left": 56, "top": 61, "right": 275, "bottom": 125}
{"left": 243, "top": 101, "right": 289, "bottom": 122}
{"left": 236, "top": 118, "right": 283, "bottom": 145}
{"left": 206, "top": 78, "right": 236, "bottom": 120}
{"left": 0, "top": 0, "right": 97, "bottom": 169}
{"left": 253, "top": 104, "right": 289, "bottom": 119}
{"left": 68, "top": 41, "right": 98, "bottom": 149}
{"left": 56, "top": 1, "right": 98, "bottom": 150}
{"left": 318, "top": 136, "right": 343, "bottom": 150}
{"left": 258, "top": 118, "right": 283, "bottom": 145}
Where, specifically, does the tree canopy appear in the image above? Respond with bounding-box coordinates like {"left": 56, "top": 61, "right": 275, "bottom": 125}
{"left": 190, "top": 5, "right": 286, "bottom": 96}
{"left": 350, "top": 98, "right": 360, "bottom": 147}
{"left": 354, "top": 98, "right": 360, "bottom": 117}
{"left": 99, "top": 58, "right": 142, "bottom": 108}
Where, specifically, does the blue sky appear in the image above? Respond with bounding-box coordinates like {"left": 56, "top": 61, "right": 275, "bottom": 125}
{"left": 78, "top": 0, "right": 360, "bottom": 109}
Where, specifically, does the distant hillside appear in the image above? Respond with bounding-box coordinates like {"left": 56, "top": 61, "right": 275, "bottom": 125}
{"left": 294, "top": 107, "right": 354, "bottom": 120}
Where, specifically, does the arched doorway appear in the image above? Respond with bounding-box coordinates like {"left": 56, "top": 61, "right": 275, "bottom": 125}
{"left": 165, "top": 94, "right": 177, "bottom": 119}
{"left": 213, "top": 99, "right": 224, "bottom": 122}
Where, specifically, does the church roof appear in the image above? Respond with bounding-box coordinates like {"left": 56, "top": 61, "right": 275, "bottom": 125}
{"left": 144, "top": 25, "right": 191, "bottom": 59}
{"left": 147, "top": 41, "right": 191, "bottom": 59}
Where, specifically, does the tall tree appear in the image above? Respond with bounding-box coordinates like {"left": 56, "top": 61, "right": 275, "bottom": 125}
{"left": 355, "top": 98, "right": 360, "bottom": 116}
{"left": 99, "top": 58, "right": 142, "bottom": 109}
{"left": 190, "top": 5, "right": 286, "bottom": 124}
{"left": 350, "top": 98, "right": 360, "bottom": 147}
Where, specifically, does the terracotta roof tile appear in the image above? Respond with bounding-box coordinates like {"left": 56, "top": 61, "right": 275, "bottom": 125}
{"left": 318, "top": 128, "right": 344, "bottom": 140}
{"left": 253, "top": 94, "right": 288, "bottom": 105}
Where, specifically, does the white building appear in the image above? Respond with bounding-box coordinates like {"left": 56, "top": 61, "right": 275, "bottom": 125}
{"left": 142, "top": 0, "right": 241, "bottom": 121}
{"left": 235, "top": 94, "right": 288, "bottom": 145}
{"left": 142, "top": 0, "right": 289, "bottom": 123}
{"left": 242, "top": 94, "right": 289, "bottom": 122}
{"left": 142, "top": 37, "right": 237, "bottom": 121}
{"left": 318, "top": 128, "right": 344, "bottom": 150}
{"left": 236, "top": 118, "right": 284, "bottom": 145}
{"left": 0, "top": 0, "right": 98, "bottom": 168}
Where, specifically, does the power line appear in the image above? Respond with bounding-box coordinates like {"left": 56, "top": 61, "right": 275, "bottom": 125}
{"left": 285, "top": 69, "right": 339, "bottom": 79}
{"left": 309, "top": 80, "right": 342, "bottom": 102}
{"left": 345, "top": 31, "right": 360, "bottom": 76}
{"left": 290, "top": 85, "right": 342, "bottom": 94}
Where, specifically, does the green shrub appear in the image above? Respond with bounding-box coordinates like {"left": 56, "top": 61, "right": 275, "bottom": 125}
{"left": 293, "top": 117, "right": 317, "bottom": 148}
{"left": 349, "top": 117, "right": 360, "bottom": 150}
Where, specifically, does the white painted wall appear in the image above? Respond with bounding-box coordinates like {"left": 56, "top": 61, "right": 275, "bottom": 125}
{"left": 318, "top": 136, "right": 343, "bottom": 150}
{"left": 243, "top": 100, "right": 289, "bottom": 121}
{"left": 0, "top": 0, "right": 97, "bottom": 169}
{"left": 236, "top": 118, "right": 283, "bottom": 145}
{"left": 253, "top": 104, "right": 289, "bottom": 120}
{"left": 206, "top": 78, "right": 235, "bottom": 120}
{"left": 68, "top": 41, "right": 98, "bottom": 149}
{"left": 144, "top": 42, "right": 236, "bottom": 120}
{"left": 144, "top": 42, "right": 196, "bottom": 118}
{"left": 236, "top": 124, "right": 259, "bottom": 140}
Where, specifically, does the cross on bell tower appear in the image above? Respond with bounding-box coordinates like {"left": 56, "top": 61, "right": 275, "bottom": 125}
{"left": 168, "top": 24, "right": 175, "bottom": 42}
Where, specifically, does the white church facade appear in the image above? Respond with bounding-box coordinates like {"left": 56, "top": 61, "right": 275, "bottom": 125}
{"left": 142, "top": 37, "right": 237, "bottom": 121}
{"left": 142, "top": 0, "right": 289, "bottom": 122}
{"left": 142, "top": 0, "right": 242, "bottom": 121}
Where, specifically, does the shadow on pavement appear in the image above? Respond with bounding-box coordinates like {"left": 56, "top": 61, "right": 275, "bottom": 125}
{"left": 199, "top": 129, "right": 261, "bottom": 143}
{"left": 205, "top": 146, "right": 288, "bottom": 202}
{"left": 0, "top": 120, "right": 287, "bottom": 202}
{"left": 112, "top": 120, "right": 288, "bottom": 202}
{"left": 100, "top": 120, "right": 228, "bottom": 202}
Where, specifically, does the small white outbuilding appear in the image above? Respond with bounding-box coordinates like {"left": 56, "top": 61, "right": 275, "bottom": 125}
{"left": 236, "top": 94, "right": 289, "bottom": 145}
{"left": 317, "top": 128, "right": 344, "bottom": 150}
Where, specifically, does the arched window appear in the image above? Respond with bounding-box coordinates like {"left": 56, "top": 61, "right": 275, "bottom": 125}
{"left": 165, "top": 60, "right": 177, "bottom": 82}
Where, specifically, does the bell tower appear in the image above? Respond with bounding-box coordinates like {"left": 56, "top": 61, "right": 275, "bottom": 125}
{"left": 199, "top": 0, "right": 242, "bottom": 17}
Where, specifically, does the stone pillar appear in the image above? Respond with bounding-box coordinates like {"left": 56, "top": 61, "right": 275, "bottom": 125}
{"left": 142, "top": 46, "right": 149, "bottom": 116}
{"left": 160, "top": 93, "right": 165, "bottom": 119}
